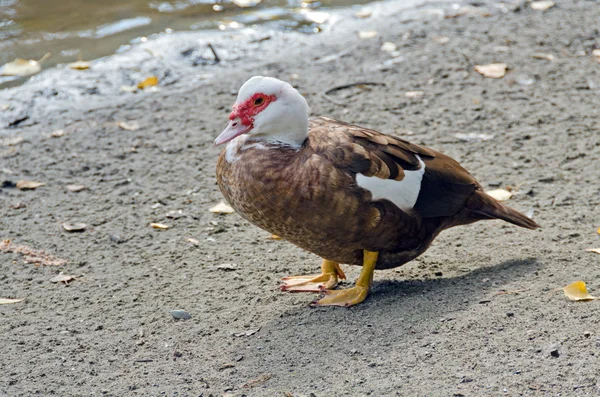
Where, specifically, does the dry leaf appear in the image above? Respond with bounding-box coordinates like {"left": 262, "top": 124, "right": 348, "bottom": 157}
{"left": 380, "top": 42, "right": 397, "bottom": 53}
{"left": 166, "top": 210, "right": 185, "bottom": 219}
{"left": 455, "top": 132, "right": 494, "bottom": 142}
{"left": 0, "top": 298, "right": 24, "bottom": 304}
{"left": 532, "top": 53, "right": 555, "bottom": 61}
{"left": 597, "top": 227, "right": 600, "bottom": 235}
{"left": 268, "top": 234, "right": 282, "bottom": 240}
{"left": 137, "top": 76, "right": 158, "bottom": 89}
{"left": 65, "top": 184, "right": 86, "bottom": 192}
{"left": 50, "top": 272, "right": 75, "bottom": 284}
{"left": 585, "top": 248, "right": 600, "bottom": 255}
{"left": 50, "top": 129, "right": 66, "bottom": 138}
{"left": 1, "top": 136, "right": 24, "bottom": 146}
{"left": 117, "top": 121, "right": 139, "bottom": 131}
{"left": 0, "top": 239, "right": 67, "bottom": 266}
{"left": 211, "top": 263, "right": 238, "bottom": 271}
{"left": 209, "top": 202, "right": 235, "bottom": 214}
{"left": 486, "top": 189, "right": 513, "bottom": 202}
{"left": 358, "top": 31, "right": 378, "bottom": 39}
{"left": 69, "top": 60, "right": 90, "bottom": 70}
{"left": 563, "top": 281, "right": 597, "bottom": 301}
{"left": 355, "top": 9, "right": 372, "bottom": 18}
{"left": 2, "top": 59, "right": 41, "bottom": 76}
{"left": 62, "top": 223, "right": 87, "bottom": 232}
{"left": 524, "top": 208, "right": 535, "bottom": 219}
{"left": 150, "top": 223, "right": 170, "bottom": 230}
{"left": 243, "top": 373, "right": 271, "bottom": 389}
{"left": 187, "top": 238, "right": 200, "bottom": 246}
{"left": 1, "top": 53, "right": 50, "bottom": 76}
{"left": 405, "top": 91, "right": 424, "bottom": 98}
{"left": 232, "top": 0, "right": 261, "bottom": 7}
{"left": 531, "top": 1, "right": 555, "bottom": 11}
{"left": 474, "top": 63, "right": 507, "bottom": 78}
{"left": 16, "top": 180, "right": 45, "bottom": 190}
{"left": 234, "top": 327, "right": 260, "bottom": 337}
{"left": 11, "top": 202, "right": 26, "bottom": 210}
{"left": 301, "top": 10, "right": 329, "bottom": 24}
{"left": 121, "top": 85, "right": 138, "bottom": 93}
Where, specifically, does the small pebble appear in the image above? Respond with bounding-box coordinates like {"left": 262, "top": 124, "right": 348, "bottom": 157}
{"left": 550, "top": 349, "right": 559, "bottom": 358}
{"left": 109, "top": 234, "right": 124, "bottom": 243}
{"left": 171, "top": 309, "right": 191, "bottom": 320}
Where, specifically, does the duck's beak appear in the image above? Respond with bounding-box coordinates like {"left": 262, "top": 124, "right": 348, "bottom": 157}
{"left": 214, "top": 118, "right": 253, "bottom": 146}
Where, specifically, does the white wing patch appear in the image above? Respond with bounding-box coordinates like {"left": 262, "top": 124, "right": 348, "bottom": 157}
{"left": 356, "top": 155, "right": 426, "bottom": 211}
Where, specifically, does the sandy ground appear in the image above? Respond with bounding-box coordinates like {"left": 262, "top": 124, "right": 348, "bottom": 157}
{"left": 2, "top": 0, "right": 600, "bottom": 395}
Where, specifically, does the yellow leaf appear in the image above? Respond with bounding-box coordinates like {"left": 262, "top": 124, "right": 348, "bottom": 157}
{"left": 0, "top": 298, "right": 24, "bottom": 304}
{"left": 585, "top": 248, "right": 600, "bottom": 255}
{"left": 16, "top": 180, "right": 45, "bottom": 190}
{"left": 267, "top": 234, "right": 282, "bottom": 240}
{"left": 209, "top": 202, "right": 235, "bottom": 214}
{"left": 137, "top": 76, "right": 158, "bottom": 89}
{"left": 486, "top": 189, "right": 513, "bottom": 202}
{"left": 563, "top": 281, "right": 597, "bottom": 301}
{"left": 69, "top": 60, "right": 90, "bottom": 70}
{"left": 531, "top": 1, "right": 555, "bottom": 11}
{"left": 597, "top": 227, "right": 600, "bottom": 235}
{"left": 474, "top": 63, "right": 507, "bottom": 79}
{"left": 150, "top": 223, "right": 170, "bottom": 229}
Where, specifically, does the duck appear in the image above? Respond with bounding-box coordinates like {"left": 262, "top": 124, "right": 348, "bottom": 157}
{"left": 215, "top": 76, "right": 539, "bottom": 307}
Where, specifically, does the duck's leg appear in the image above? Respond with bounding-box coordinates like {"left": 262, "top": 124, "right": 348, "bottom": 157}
{"left": 313, "top": 250, "right": 378, "bottom": 307}
{"left": 280, "top": 259, "right": 346, "bottom": 292}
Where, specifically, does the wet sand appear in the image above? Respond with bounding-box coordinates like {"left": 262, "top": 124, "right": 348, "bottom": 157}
{"left": 2, "top": 0, "right": 600, "bottom": 395}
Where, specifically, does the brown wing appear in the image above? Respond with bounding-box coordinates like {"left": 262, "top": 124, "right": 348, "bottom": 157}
{"left": 308, "top": 116, "right": 480, "bottom": 218}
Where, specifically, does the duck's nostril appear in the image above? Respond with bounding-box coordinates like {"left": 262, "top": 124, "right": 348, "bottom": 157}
{"left": 232, "top": 122, "right": 238, "bottom": 127}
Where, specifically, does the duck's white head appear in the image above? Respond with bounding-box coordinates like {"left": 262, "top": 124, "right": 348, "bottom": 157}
{"left": 214, "top": 76, "right": 310, "bottom": 148}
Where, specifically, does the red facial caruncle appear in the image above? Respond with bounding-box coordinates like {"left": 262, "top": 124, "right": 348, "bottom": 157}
{"left": 214, "top": 92, "right": 277, "bottom": 146}
{"left": 229, "top": 93, "right": 277, "bottom": 127}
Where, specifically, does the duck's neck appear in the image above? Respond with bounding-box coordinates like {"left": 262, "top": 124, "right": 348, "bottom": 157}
{"left": 224, "top": 134, "right": 304, "bottom": 164}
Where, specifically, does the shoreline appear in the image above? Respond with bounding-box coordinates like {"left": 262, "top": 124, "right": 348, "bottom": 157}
{"left": 0, "top": 0, "right": 453, "bottom": 131}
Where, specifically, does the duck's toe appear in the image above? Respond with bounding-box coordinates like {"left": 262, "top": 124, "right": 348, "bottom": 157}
{"left": 280, "top": 259, "right": 345, "bottom": 293}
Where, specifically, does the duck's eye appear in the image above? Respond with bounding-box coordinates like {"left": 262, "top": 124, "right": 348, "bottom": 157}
{"left": 254, "top": 97, "right": 264, "bottom": 106}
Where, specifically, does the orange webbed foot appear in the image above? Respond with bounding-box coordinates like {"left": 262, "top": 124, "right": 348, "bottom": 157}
{"left": 280, "top": 259, "right": 346, "bottom": 293}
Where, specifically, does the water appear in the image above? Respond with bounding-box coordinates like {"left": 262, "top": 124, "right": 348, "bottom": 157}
{"left": 0, "top": 0, "right": 371, "bottom": 87}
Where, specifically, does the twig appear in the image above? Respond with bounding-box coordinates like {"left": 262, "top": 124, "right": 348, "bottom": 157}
{"left": 325, "top": 82, "right": 385, "bottom": 96}
{"left": 320, "top": 92, "right": 348, "bottom": 107}
{"left": 208, "top": 43, "right": 220, "bottom": 63}
{"left": 494, "top": 289, "right": 528, "bottom": 296}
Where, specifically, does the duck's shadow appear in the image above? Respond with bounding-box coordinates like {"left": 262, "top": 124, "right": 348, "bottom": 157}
{"left": 273, "top": 257, "right": 539, "bottom": 329}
